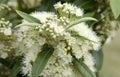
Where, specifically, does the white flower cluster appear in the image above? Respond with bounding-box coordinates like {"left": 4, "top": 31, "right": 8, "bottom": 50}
{"left": 0, "top": 18, "right": 12, "bottom": 35}
{"left": 54, "top": 2, "right": 83, "bottom": 21}
{"left": 12, "top": 2, "right": 101, "bottom": 77}
{"left": 13, "top": 15, "right": 46, "bottom": 75}
{"left": 0, "top": 43, "right": 8, "bottom": 59}
{"left": 0, "top": 18, "right": 13, "bottom": 58}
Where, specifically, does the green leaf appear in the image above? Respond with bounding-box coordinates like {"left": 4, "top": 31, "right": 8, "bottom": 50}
{"left": 15, "top": 23, "right": 41, "bottom": 28}
{"left": 37, "top": 0, "right": 56, "bottom": 11}
{"left": 110, "top": 0, "right": 120, "bottom": 19}
{"left": 9, "top": 60, "right": 23, "bottom": 77}
{"left": 92, "top": 48, "right": 103, "bottom": 71}
{"left": 16, "top": 10, "right": 41, "bottom": 23}
{"left": 0, "top": 58, "right": 11, "bottom": 68}
{"left": 65, "top": 17, "right": 97, "bottom": 30}
{"left": 74, "top": 0, "right": 97, "bottom": 10}
{"left": 73, "top": 58, "right": 96, "bottom": 77}
{"left": 31, "top": 44, "right": 54, "bottom": 77}
{"left": 88, "top": 13, "right": 101, "bottom": 27}
{"left": 83, "top": 12, "right": 95, "bottom": 17}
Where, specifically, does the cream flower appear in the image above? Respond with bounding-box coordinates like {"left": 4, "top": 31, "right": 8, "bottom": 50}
{"left": 15, "top": 2, "right": 101, "bottom": 77}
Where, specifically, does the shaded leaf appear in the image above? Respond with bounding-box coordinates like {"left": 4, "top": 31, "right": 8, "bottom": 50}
{"left": 0, "top": 58, "right": 11, "bottom": 68}
{"left": 83, "top": 12, "right": 98, "bottom": 26}
{"left": 73, "top": 66, "right": 83, "bottom": 77}
{"left": 9, "top": 60, "right": 23, "bottom": 77}
{"left": 83, "top": 12, "right": 95, "bottom": 17}
{"left": 16, "top": 10, "right": 41, "bottom": 23}
{"left": 31, "top": 44, "right": 54, "bottom": 77}
{"left": 74, "top": 0, "right": 97, "bottom": 10}
{"left": 110, "top": 0, "right": 120, "bottom": 19}
{"left": 92, "top": 48, "right": 103, "bottom": 71}
{"left": 88, "top": 13, "right": 101, "bottom": 27}
{"left": 73, "top": 58, "right": 96, "bottom": 77}
{"left": 37, "top": 0, "right": 56, "bottom": 11}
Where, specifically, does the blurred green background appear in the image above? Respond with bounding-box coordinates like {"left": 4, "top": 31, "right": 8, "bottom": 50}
{"left": 101, "top": 30, "right": 120, "bottom": 77}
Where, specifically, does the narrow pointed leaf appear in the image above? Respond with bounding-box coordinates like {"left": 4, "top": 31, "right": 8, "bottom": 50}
{"left": 16, "top": 10, "right": 41, "bottom": 23}
{"left": 92, "top": 48, "right": 103, "bottom": 71}
{"left": 110, "top": 0, "right": 120, "bottom": 19}
{"left": 73, "top": 66, "right": 83, "bottom": 77}
{"left": 15, "top": 23, "right": 41, "bottom": 28}
{"left": 65, "top": 17, "right": 97, "bottom": 30}
{"left": 9, "top": 61, "right": 22, "bottom": 77}
{"left": 31, "top": 44, "right": 54, "bottom": 77}
{"left": 83, "top": 12, "right": 95, "bottom": 17}
{"left": 73, "top": 58, "right": 96, "bottom": 77}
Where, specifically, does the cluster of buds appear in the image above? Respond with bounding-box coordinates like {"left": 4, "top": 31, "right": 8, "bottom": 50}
{"left": 0, "top": 18, "right": 12, "bottom": 36}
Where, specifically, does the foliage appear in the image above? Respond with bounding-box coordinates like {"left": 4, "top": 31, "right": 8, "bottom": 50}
{"left": 110, "top": 0, "right": 120, "bottom": 19}
{"left": 0, "top": 0, "right": 120, "bottom": 77}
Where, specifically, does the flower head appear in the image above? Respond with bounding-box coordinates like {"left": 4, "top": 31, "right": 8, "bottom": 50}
{"left": 15, "top": 2, "right": 101, "bottom": 77}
